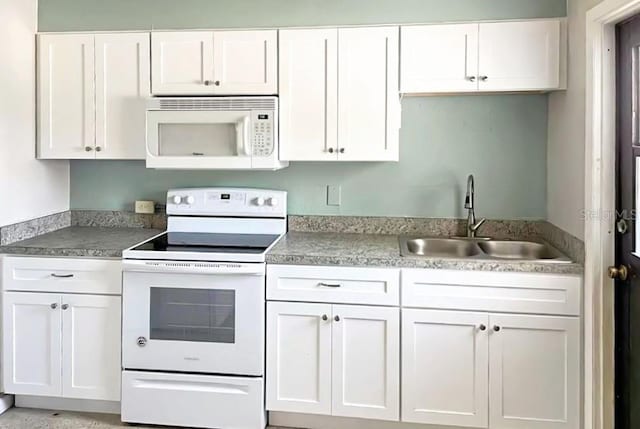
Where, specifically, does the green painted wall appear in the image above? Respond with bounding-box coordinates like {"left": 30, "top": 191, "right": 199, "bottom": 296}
{"left": 70, "top": 96, "right": 548, "bottom": 219}
{"left": 40, "top": 0, "right": 561, "bottom": 219}
{"left": 38, "top": 0, "right": 565, "bottom": 32}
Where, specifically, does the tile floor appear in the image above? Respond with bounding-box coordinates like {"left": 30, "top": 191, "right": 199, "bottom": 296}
{"left": 0, "top": 408, "right": 163, "bottom": 428}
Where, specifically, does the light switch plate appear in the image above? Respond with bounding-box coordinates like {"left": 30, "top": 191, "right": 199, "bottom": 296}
{"left": 327, "top": 185, "right": 341, "bottom": 206}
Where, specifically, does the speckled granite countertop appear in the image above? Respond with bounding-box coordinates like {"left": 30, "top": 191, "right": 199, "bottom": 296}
{"left": 0, "top": 227, "right": 162, "bottom": 258}
{"left": 266, "top": 232, "right": 584, "bottom": 274}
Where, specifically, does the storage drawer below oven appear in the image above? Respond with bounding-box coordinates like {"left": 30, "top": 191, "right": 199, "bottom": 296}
{"left": 122, "top": 371, "right": 265, "bottom": 429}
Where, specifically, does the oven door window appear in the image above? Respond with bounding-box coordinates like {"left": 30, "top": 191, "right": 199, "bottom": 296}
{"left": 149, "top": 287, "right": 235, "bottom": 343}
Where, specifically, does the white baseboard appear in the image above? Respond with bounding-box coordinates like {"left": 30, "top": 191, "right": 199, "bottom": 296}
{"left": 15, "top": 396, "right": 120, "bottom": 415}
{"left": 0, "top": 395, "right": 14, "bottom": 414}
{"left": 268, "top": 412, "right": 471, "bottom": 429}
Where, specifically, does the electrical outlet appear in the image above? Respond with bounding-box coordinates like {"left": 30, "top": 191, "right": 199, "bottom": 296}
{"left": 327, "top": 185, "right": 341, "bottom": 206}
{"left": 135, "top": 200, "right": 156, "bottom": 214}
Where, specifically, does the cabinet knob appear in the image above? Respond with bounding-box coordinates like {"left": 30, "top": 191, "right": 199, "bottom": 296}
{"left": 322, "top": 314, "right": 328, "bottom": 321}
{"left": 334, "top": 315, "right": 340, "bottom": 322}
{"left": 328, "top": 148, "right": 335, "bottom": 153}
{"left": 479, "top": 324, "right": 487, "bottom": 331}
{"left": 479, "top": 76, "right": 488, "bottom": 81}
{"left": 466, "top": 76, "right": 476, "bottom": 82}
{"left": 95, "top": 146, "right": 102, "bottom": 152}
{"left": 339, "top": 148, "right": 345, "bottom": 154}
{"left": 61, "top": 304, "right": 69, "bottom": 310}
{"left": 204, "top": 80, "right": 221, "bottom": 86}
{"left": 50, "top": 303, "right": 58, "bottom": 309}
{"left": 493, "top": 325, "right": 501, "bottom": 332}
{"left": 137, "top": 336, "right": 147, "bottom": 347}
{"left": 85, "top": 147, "right": 93, "bottom": 152}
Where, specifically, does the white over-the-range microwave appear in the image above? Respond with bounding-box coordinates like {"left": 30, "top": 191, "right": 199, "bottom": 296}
{"left": 146, "top": 96, "right": 288, "bottom": 170}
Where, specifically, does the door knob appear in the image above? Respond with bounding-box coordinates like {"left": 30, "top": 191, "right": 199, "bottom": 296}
{"left": 608, "top": 265, "right": 629, "bottom": 281}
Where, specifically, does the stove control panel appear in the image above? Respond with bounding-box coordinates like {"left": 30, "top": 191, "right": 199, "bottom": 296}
{"left": 166, "top": 188, "right": 287, "bottom": 217}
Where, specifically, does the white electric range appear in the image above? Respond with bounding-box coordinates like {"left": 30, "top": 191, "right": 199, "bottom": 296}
{"left": 120, "top": 187, "right": 286, "bottom": 429}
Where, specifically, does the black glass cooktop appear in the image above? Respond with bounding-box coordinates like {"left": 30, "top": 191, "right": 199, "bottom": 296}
{"left": 131, "top": 232, "right": 280, "bottom": 254}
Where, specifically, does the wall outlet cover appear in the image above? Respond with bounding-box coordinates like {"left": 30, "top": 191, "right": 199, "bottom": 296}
{"left": 135, "top": 200, "right": 156, "bottom": 214}
{"left": 327, "top": 185, "right": 341, "bottom": 206}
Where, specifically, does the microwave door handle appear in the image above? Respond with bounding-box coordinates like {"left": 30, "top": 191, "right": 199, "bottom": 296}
{"left": 236, "top": 116, "right": 252, "bottom": 157}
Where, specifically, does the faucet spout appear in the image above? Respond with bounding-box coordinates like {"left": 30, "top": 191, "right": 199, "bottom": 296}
{"left": 465, "top": 174, "right": 485, "bottom": 238}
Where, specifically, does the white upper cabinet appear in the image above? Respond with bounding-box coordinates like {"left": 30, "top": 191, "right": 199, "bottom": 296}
{"left": 95, "top": 33, "right": 150, "bottom": 159}
{"left": 151, "top": 30, "right": 277, "bottom": 95}
{"left": 151, "top": 32, "right": 213, "bottom": 95}
{"left": 279, "top": 26, "right": 400, "bottom": 162}
{"left": 337, "top": 27, "right": 400, "bottom": 161}
{"left": 401, "top": 23, "right": 479, "bottom": 93}
{"left": 402, "top": 309, "right": 489, "bottom": 428}
{"left": 38, "top": 33, "right": 149, "bottom": 160}
{"left": 401, "top": 19, "right": 565, "bottom": 93}
{"left": 489, "top": 314, "right": 580, "bottom": 429}
{"left": 38, "top": 34, "right": 95, "bottom": 158}
{"left": 279, "top": 28, "right": 338, "bottom": 161}
{"left": 478, "top": 20, "right": 561, "bottom": 91}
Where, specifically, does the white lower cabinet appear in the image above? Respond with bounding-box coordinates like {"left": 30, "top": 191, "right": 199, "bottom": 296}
{"left": 3, "top": 292, "right": 121, "bottom": 401}
{"left": 402, "top": 309, "right": 489, "bottom": 428}
{"left": 266, "top": 301, "right": 400, "bottom": 421}
{"left": 488, "top": 314, "right": 580, "bottom": 429}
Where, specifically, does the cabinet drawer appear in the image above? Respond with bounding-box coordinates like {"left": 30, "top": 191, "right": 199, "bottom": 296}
{"left": 2, "top": 257, "right": 121, "bottom": 295}
{"left": 267, "top": 265, "right": 400, "bottom": 306}
{"left": 402, "top": 269, "right": 581, "bottom": 316}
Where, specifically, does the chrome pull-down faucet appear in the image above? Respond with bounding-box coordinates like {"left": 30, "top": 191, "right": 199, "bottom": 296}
{"left": 465, "top": 174, "right": 486, "bottom": 238}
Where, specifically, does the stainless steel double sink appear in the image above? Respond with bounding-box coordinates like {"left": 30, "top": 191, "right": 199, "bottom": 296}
{"left": 399, "top": 237, "right": 571, "bottom": 263}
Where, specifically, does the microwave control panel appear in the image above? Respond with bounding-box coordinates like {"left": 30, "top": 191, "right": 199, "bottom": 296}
{"left": 252, "top": 111, "right": 274, "bottom": 157}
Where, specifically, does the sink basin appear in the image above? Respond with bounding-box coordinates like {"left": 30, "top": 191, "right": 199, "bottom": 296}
{"left": 401, "top": 238, "right": 482, "bottom": 258}
{"left": 399, "top": 237, "right": 571, "bottom": 263}
{"left": 477, "top": 240, "right": 569, "bottom": 261}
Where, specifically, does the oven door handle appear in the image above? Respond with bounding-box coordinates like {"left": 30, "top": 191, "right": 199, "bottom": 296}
{"left": 122, "top": 260, "right": 265, "bottom": 276}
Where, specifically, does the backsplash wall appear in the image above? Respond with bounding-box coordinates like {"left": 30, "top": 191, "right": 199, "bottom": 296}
{"left": 41, "top": 0, "right": 562, "bottom": 219}
{"left": 70, "top": 96, "right": 547, "bottom": 219}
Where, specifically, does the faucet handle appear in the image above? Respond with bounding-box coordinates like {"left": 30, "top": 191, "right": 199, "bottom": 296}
{"left": 469, "top": 218, "right": 486, "bottom": 232}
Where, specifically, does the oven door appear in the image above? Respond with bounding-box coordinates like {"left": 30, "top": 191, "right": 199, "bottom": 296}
{"left": 122, "top": 261, "right": 265, "bottom": 376}
{"left": 146, "top": 110, "right": 253, "bottom": 169}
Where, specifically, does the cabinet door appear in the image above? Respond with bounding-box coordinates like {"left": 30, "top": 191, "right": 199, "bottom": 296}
{"left": 62, "top": 295, "right": 121, "bottom": 401}
{"left": 2, "top": 292, "right": 62, "bottom": 396}
{"left": 332, "top": 305, "right": 400, "bottom": 421}
{"left": 489, "top": 314, "right": 579, "bottom": 429}
{"left": 337, "top": 27, "right": 400, "bottom": 161}
{"left": 478, "top": 20, "right": 561, "bottom": 91}
{"left": 38, "top": 34, "right": 95, "bottom": 158}
{"left": 266, "top": 302, "right": 332, "bottom": 415}
{"left": 151, "top": 31, "right": 214, "bottom": 95}
{"left": 401, "top": 24, "right": 479, "bottom": 93}
{"left": 279, "top": 28, "right": 338, "bottom": 161}
{"left": 213, "top": 30, "right": 277, "bottom": 95}
{"left": 95, "top": 33, "right": 150, "bottom": 159}
{"left": 402, "top": 309, "right": 489, "bottom": 428}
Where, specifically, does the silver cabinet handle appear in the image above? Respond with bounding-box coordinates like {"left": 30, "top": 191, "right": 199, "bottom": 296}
{"left": 85, "top": 147, "right": 93, "bottom": 152}
{"left": 50, "top": 303, "right": 58, "bottom": 309}
{"left": 137, "top": 337, "right": 147, "bottom": 347}
{"left": 479, "top": 324, "right": 487, "bottom": 331}
{"left": 61, "top": 304, "right": 69, "bottom": 310}
{"left": 322, "top": 314, "right": 328, "bottom": 321}
{"left": 334, "top": 315, "right": 340, "bottom": 322}
{"left": 466, "top": 76, "right": 476, "bottom": 82}
{"left": 479, "top": 76, "right": 488, "bottom": 81}
{"left": 318, "top": 282, "right": 341, "bottom": 288}
{"left": 51, "top": 273, "right": 74, "bottom": 278}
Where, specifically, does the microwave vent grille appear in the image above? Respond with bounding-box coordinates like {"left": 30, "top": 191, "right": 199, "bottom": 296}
{"left": 157, "top": 97, "right": 276, "bottom": 111}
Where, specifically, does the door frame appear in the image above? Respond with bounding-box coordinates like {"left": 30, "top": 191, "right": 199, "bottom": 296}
{"left": 586, "top": 1, "right": 640, "bottom": 428}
